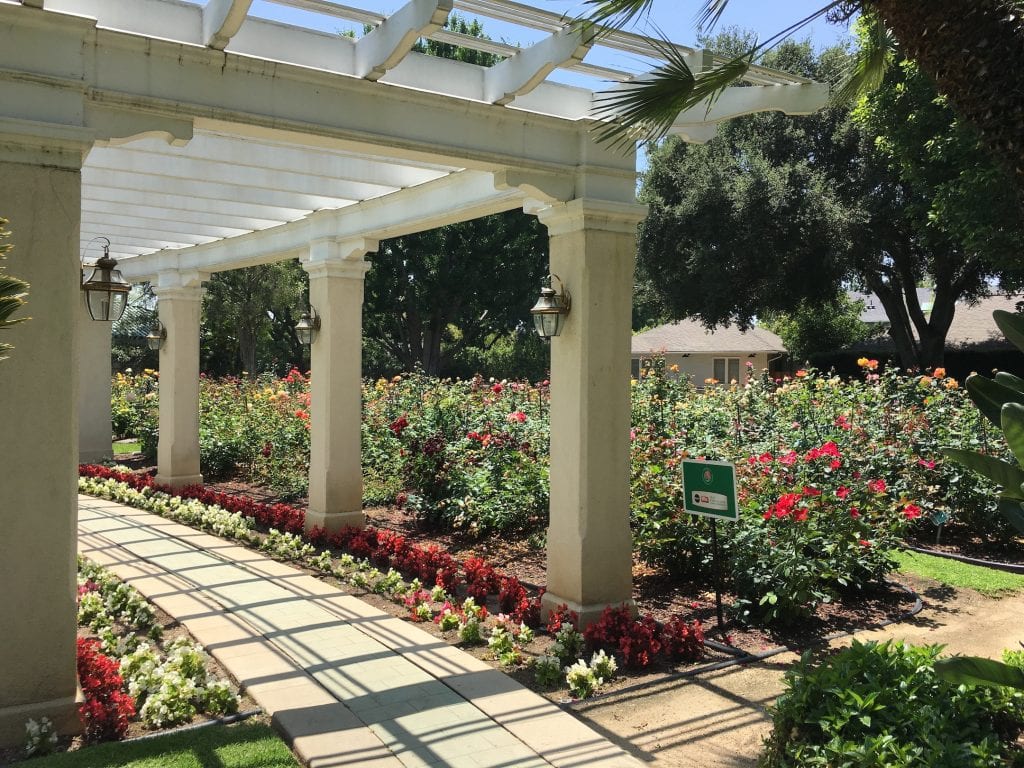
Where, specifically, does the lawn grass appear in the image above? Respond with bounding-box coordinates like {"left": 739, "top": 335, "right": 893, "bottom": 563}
{"left": 895, "top": 549, "right": 1024, "bottom": 597}
{"left": 112, "top": 441, "right": 141, "bottom": 455}
{"left": 26, "top": 722, "right": 298, "bottom": 768}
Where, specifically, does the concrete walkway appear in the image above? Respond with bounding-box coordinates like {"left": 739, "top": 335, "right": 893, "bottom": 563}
{"left": 78, "top": 495, "right": 644, "bottom": 768}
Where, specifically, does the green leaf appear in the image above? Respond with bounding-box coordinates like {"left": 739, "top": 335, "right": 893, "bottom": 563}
{"left": 941, "top": 448, "right": 1024, "bottom": 499}
{"left": 994, "top": 372, "right": 1024, "bottom": 397}
{"left": 934, "top": 656, "right": 1024, "bottom": 689}
{"left": 1003, "top": 403, "right": 1024, "bottom": 467}
{"left": 832, "top": 11, "right": 894, "bottom": 104}
{"left": 993, "top": 310, "right": 1024, "bottom": 355}
{"left": 997, "top": 498, "right": 1024, "bottom": 536}
{"left": 965, "top": 374, "right": 1023, "bottom": 427}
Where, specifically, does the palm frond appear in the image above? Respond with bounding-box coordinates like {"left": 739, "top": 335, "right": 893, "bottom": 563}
{"left": 590, "top": 2, "right": 849, "bottom": 150}
{"left": 593, "top": 42, "right": 751, "bottom": 149}
{"left": 579, "top": 0, "right": 655, "bottom": 31}
{"left": 695, "top": 0, "right": 731, "bottom": 33}
{"left": 832, "top": 11, "right": 895, "bottom": 104}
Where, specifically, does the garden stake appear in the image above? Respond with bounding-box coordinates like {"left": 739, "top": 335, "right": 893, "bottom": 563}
{"left": 711, "top": 519, "right": 726, "bottom": 638}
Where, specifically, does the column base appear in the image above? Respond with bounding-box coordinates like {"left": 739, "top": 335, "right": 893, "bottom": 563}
{"left": 540, "top": 592, "right": 636, "bottom": 630}
{"left": 154, "top": 473, "right": 204, "bottom": 490}
{"left": 304, "top": 508, "right": 365, "bottom": 534}
{"left": 79, "top": 448, "right": 112, "bottom": 464}
{"left": 0, "top": 690, "right": 82, "bottom": 748}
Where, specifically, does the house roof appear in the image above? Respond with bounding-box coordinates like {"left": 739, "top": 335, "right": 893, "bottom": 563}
{"left": 632, "top": 320, "right": 787, "bottom": 355}
{"left": 946, "top": 294, "right": 1024, "bottom": 348}
{"left": 848, "top": 289, "right": 934, "bottom": 324}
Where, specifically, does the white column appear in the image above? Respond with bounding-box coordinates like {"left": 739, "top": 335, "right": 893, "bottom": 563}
{"left": 78, "top": 292, "right": 113, "bottom": 463}
{"left": 536, "top": 198, "right": 648, "bottom": 628}
{"left": 302, "top": 238, "right": 376, "bottom": 533}
{"left": 0, "top": 145, "right": 87, "bottom": 745}
{"left": 153, "top": 272, "right": 207, "bottom": 489}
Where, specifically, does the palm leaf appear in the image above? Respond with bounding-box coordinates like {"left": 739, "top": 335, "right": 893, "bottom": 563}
{"left": 994, "top": 310, "right": 1024, "bottom": 354}
{"left": 589, "top": 2, "right": 844, "bottom": 150}
{"left": 0, "top": 217, "right": 29, "bottom": 361}
{"left": 994, "top": 372, "right": 1024, "bottom": 396}
{"left": 832, "top": 10, "right": 894, "bottom": 103}
{"left": 998, "top": 498, "right": 1024, "bottom": 536}
{"left": 941, "top": 448, "right": 1024, "bottom": 500}
{"left": 1003, "top": 403, "right": 1024, "bottom": 468}
{"left": 695, "top": 0, "right": 731, "bottom": 32}
{"left": 579, "top": 0, "right": 655, "bottom": 30}
{"left": 934, "top": 657, "right": 1024, "bottom": 689}
{"left": 965, "top": 373, "right": 1024, "bottom": 427}
{"left": 593, "top": 46, "right": 751, "bottom": 149}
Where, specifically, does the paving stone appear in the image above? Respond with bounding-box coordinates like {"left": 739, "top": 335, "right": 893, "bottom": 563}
{"left": 78, "top": 496, "right": 647, "bottom": 768}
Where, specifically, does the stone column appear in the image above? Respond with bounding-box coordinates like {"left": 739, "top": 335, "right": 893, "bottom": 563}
{"left": 301, "top": 238, "right": 375, "bottom": 534}
{"left": 0, "top": 146, "right": 87, "bottom": 745}
{"left": 536, "top": 198, "right": 648, "bottom": 627}
{"left": 153, "top": 272, "right": 206, "bottom": 489}
{"left": 78, "top": 291, "right": 113, "bottom": 463}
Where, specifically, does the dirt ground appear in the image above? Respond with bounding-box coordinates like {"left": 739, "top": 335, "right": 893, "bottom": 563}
{"left": 569, "top": 578, "right": 1024, "bottom": 767}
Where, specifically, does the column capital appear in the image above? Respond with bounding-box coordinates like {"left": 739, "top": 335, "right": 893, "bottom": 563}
{"left": 0, "top": 119, "right": 92, "bottom": 170}
{"left": 535, "top": 198, "right": 648, "bottom": 237}
{"left": 302, "top": 237, "right": 377, "bottom": 280}
{"left": 152, "top": 269, "right": 207, "bottom": 301}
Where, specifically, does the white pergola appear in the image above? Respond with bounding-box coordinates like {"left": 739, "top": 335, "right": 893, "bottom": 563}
{"left": 0, "top": 0, "right": 825, "bottom": 744}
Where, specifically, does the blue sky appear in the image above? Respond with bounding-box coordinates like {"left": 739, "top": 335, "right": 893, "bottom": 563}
{"left": 250, "top": 0, "right": 855, "bottom": 74}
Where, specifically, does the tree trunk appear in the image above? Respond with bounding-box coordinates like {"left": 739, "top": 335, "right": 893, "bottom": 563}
{"left": 869, "top": 0, "right": 1024, "bottom": 202}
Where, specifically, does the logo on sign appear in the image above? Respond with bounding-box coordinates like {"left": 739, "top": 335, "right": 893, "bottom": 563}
{"left": 692, "top": 490, "right": 728, "bottom": 511}
{"left": 702, "top": 469, "right": 713, "bottom": 484}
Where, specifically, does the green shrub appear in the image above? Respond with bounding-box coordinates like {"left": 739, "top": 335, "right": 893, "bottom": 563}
{"left": 761, "top": 640, "right": 1024, "bottom": 767}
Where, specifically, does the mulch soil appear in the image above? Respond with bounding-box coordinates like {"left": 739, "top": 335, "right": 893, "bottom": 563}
{"left": 198, "top": 474, "right": 920, "bottom": 659}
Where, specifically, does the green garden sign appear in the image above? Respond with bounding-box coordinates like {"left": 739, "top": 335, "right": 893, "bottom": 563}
{"left": 682, "top": 459, "right": 738, "bottom": 522}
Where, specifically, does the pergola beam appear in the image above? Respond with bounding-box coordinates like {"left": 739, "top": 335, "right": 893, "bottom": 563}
{"left": 203, "top": 0, "right": 253, "bottom": 49}
{"left": 483, "top": 25, "right": 594, "bottom": 105}
{"left": 354, "top": 0, "right": 453, "bottom": 80}
{"left": 118, "top": 171, "right": 523, "bottom": 280}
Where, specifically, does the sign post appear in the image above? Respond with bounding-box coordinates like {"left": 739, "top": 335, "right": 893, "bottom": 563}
{"left": 681, "top": 459, "right": 738, "bottom": 637}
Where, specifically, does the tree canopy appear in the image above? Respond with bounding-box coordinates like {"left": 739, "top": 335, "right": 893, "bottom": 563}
{"left": 635, "top": 36, "right": 1024, "bottom": 369}
{"left": 364, "top": 211, "right": 548, "bottom": 377}
{"left": 584, "top": 0, "right": 1024, "bottom": 202}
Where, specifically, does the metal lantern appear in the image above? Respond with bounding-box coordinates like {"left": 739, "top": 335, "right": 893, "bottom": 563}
{"left": 81, "top": 237, "right": 130, "bottom": 322}
{"left": 530, "top": 274, "right": 571, "bottom": 340}
{"left": 146, "top": 321, "right": 166, "bottom": 351}
{"left": 295, "top": 306, "right": 320, "bottom": 346}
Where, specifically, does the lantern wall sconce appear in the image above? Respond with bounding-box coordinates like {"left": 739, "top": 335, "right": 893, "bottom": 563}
{"left": 295, "top": 306, "right": 320, "bottom": 346}
{"left": 81, "top": 237, "right": 130, "bottom": 322}
{"left": 81, "top": 234, "right": 131, "bottom": 321}
{"left": 146, "top": 321, "right": 166, "bottom": 351}
{"left": 530, "top": 274, "right": 571, "bottom": 340}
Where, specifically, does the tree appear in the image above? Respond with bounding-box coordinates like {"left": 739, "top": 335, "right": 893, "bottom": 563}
{"left": 762, "top": 294, "right": 873, "bottom": 365}
{"left": 364, "top": 211, "right": 548, "bottom": 376}
{"left": 635, "top": 37, "right": 1024, "bottom": 369}
{"left": 584, "top": 0, "right": 1024, "bottom": 201}
{"left": 0, "top": 218, "right": 28, "bottom": 362}
{"left": 361, "top": 16, "right": 549, "bottom": 379}
{"left": 201, "top": 260, "right": 307, "bottom": 377}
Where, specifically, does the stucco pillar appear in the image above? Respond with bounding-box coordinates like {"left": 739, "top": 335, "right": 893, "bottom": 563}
{"left": 153, "top": 272, "right": 206, "bottom": 489}
{"left": 536, "top": 198, "right": 648, "bottom": 627}
{"left": 78, "top": 292, "right": 113, "bottom": 463}
{"left": 301, "top": 238, "right": 376, "bottom": 533}
{"left": 0, "top": 147, "right": 87, "bottom": 745}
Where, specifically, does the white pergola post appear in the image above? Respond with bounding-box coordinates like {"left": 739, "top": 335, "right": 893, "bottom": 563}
{"left": 153, "top": 272, "right": 207, "bottom": 489}
{"left": 302, "top": 238, "right": 376, "bottom": 534}
{"left": 0, "top": 148, "right": 87, "bottom": 744}
{"left": 537, "top": 198, "right": 648, "bottom": 627}
{"left": 78, "top": 293, "right": 113, "bottom": 463}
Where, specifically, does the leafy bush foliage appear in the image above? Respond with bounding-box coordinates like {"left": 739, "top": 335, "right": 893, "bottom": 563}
{"left": 761, "top": 640, "right": 1024, "bottom": 767}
